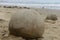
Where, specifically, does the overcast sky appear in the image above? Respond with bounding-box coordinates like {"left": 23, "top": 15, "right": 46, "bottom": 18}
{"left": 0, "top": 0, "right": 60, "bottom": 4}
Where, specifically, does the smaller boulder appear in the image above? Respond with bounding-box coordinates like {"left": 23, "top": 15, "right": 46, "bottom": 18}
{"left": 45, "top": 14, "right": 57, "bottom": 21}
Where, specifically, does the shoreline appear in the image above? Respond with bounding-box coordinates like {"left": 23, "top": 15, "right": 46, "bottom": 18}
{"left": 0, "top": 3, "right": 60, "bottom": 9}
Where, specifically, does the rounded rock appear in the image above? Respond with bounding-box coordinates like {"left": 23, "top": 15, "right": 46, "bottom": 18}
{"left": 46, "top": 14, "right": 57, "bottom": 21}
{"left": 9, "top": 9, "right": 45, "bottom": 40}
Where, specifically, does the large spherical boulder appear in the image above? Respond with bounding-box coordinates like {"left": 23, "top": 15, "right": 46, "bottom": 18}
{"left": 9, "top": 10, "right": 45, "bottom": 40}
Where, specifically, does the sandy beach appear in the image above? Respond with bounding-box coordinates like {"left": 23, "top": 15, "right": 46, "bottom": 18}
{"left": 0, "top": 7, "right": 60, "bottom": 40}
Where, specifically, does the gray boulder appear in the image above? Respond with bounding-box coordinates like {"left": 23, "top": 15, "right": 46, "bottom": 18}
{"left": 9, "top": 10, "right": 45, "bottom": 40}
{"left": 45, "top": 14, "right": 57, "bottom": 21}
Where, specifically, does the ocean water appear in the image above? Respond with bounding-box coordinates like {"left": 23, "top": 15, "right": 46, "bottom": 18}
{"left": 0, "top": 0, "right": 60, "bottom": 9}
{"left": 0, "top": 3, "right": 60, "bottom": 9}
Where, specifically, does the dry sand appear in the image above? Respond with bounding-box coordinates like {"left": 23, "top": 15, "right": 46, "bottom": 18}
{"left": 0, "top": 7, "right": 60, "bottom": 40}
